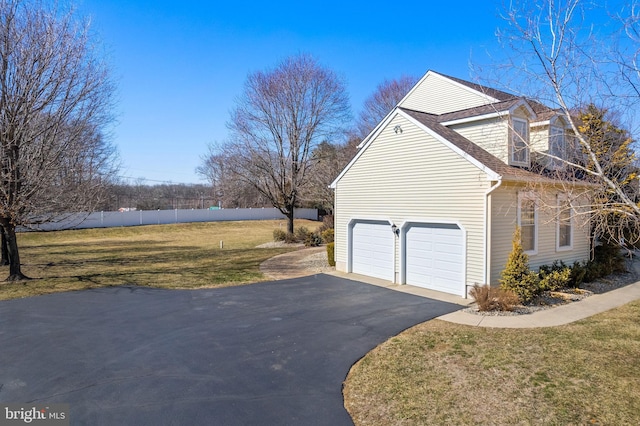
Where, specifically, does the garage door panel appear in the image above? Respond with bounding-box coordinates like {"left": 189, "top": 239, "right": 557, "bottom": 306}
{"left": 434, "top": 242, "right": 462, "bottom": 255}
{"left": 352, "top": 221, "right": 394, "bottom": 282}
{"left": 405, "top": 223, "right": 464, "bottom": 296}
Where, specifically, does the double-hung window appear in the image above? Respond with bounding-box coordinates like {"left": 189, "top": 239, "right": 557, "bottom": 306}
{"left": 557, "top": 194, "right": 573, "bottom": 250}
{"left": 518, "top": 192, "right": 537, "bottom": 254}
{"left": 511, "top": 118, "right": 529, "bottom": 166}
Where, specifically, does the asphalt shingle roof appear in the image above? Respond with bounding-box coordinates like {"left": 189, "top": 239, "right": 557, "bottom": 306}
{"left": 434, "top": 72, "right": 560, "bottom": 124}
{"left": 399, "top": 107, "right": 560, "bottom": 183}
{"left": 437, "top": 98, "right": 523, "bottom": 123}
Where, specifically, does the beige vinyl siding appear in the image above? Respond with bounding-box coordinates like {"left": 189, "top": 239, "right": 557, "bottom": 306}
{"left": 449, "top": 118, "right": 509, "bottom": 164}
{"left": 334, "top": 114, "right": 492, "bottom": 287}
{"left": 530, "top": 125, "right": 549, "bottom": 153}
{"left": 489, "top": 184, "right": 591, "bottom": 284}
{"left": 399, "top": 73, "right": 496, "bottom": 115}
{"left": 530, "top": 125, "right": 556, "bottom": 170}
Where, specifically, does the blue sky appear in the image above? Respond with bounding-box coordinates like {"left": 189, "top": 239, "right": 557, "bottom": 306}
{"left": 77, "top": 0, "right": 508, "bottom": 184}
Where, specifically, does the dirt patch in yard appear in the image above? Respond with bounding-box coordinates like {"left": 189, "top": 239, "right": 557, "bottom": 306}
{"left": 259, "top": 246, "right": 334, "bottom": 279}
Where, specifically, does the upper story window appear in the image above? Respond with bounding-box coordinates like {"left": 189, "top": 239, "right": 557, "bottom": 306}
{"left": 549, "top": 126, "right": 565, "bottom": 159}
{"left": 511, "top": 118, "right": 529, "bottom": 166}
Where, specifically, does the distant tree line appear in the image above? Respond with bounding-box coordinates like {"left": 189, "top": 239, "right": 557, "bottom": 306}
{"left": 101, "top": 182, "right": 240, "bottom": 211}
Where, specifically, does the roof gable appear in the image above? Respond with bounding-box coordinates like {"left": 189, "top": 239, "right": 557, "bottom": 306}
{"left": 332, "top": 71, "right": 585, "bottom": 189}
{"left": 331, "top": 108, "right": 503, "bottom": 188}
{"left": 397, "top": 71, "right": 516, "bottom": 115}
{"left": 331, "top": 105, "right": 565, "bottom": 189}
{"left": 399, "top": 108, "right": 545, "bottom": 182}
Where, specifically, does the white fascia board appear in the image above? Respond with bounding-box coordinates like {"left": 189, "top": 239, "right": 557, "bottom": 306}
{"left": 441, "top": 110, "right": 509, "bottom": 126}
{"left": 330, "top": 110, "right": 401, "bottom": 188}
{"left": 441, "top": 100, "right": 537, "bottom": 127}
{"left": 531, "top": 113, "right": 568, "bottom": 129}
{"left": 397, "top": 109, "right": 502, "bottom": 182}
{"left": 530, "top": 120, "right": 551, "bottom": 128}
{"left": 395, "top": 70, "right": 430, "bottom": 110}
{"left": 356, "top": 107, "right": 398, "bottom": 149}
{"left": 510, "top": 99, "right": 537, "bottom": 119}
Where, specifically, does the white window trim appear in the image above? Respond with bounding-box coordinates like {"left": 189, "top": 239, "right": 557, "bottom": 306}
{"left": 510, "top": 117, "right": 530, "bottom": 166}
{"left": 556, "top": 194, "right": 573, "bottom": 252}
{"left": 517, "top": 192, "right": 538, "bottom": 255}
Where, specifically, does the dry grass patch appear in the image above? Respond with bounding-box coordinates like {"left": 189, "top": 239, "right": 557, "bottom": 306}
{"left": 344, "top": 300, "right": 640, "bottom": 425}
{"left": 0, "top": 219, "right": 319, "bottom": 300}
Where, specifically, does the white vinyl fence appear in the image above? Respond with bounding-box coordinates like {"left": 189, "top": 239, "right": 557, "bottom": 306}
{"left": 33, "top": 208, "right": 318, "bottom": 231}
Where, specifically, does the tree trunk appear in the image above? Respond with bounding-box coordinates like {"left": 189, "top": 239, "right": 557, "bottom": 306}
{"left": 0, "top": 226, "right": 9, "bottom": 266}
{"left": 0, "top": 219, "right": 30, "bottom": 281}
{"left": 287, "top": 209, "right": 295, "bottom": 234}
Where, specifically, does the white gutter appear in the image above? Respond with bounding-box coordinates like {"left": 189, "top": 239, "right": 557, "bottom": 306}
{"left": 530, "top": 120, "right": 550, "bottom": 128}
{"left": 440, "top": 110, "right": 508, "bottom": 127}
{"left": 483, "top": 178, "right": 503, "bottom": 287}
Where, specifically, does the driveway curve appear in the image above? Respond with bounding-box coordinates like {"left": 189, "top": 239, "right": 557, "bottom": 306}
{"left": 0, "top": 274, "right": 460, "bottom": 425}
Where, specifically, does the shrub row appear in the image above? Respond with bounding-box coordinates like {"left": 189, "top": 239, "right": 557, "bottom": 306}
{"left": 498, "top": 228, "right": 627, "bottom": 304}
{"left": 272, "top": 216, "right": 335, "bottom": 248}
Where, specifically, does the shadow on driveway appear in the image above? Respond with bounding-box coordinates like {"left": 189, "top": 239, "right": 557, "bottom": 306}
{"left": 0, "top": 274, "right": 461, "bottom": 425}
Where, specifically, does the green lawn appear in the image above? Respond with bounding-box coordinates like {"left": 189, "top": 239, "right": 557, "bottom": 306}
{"left": 344, "top": 300, "right": 640, "bottom": 425}
{"left": 0, "top": 219, "right": 319, "bottom": 300}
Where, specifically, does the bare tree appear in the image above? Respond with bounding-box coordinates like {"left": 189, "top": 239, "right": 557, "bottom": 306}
{"left": 0, "top": 0, "right": 117, "bottom": 280}
{"left": 299, "top": 139, "right": 356, "bottom": 214}
{"left": 225, "top": 54, "right": 351, "bottom": 233}
{"left": 196, "top": 144, "right": 267, "bottom": 208}
{"left": 480, "top": 0, "right": 640, "bottom": 246}
{"left": 615, "top": 2, "right": 640, "bottom": 101}
{"left": 196, "top": 144, "right": 226, "bottom": 200}
{"left": 575, "top": 105, "right": 638, "bottom": 243}
{"left": 354, "top": 75, "right": 418, "bottom": 140}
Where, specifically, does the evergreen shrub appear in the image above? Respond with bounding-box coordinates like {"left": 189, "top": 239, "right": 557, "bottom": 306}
{"left": 499, "top": 227, "right": 541, "bottom": 303}
{"left": 327, "top": 242, "right": 335, "bottom": 267}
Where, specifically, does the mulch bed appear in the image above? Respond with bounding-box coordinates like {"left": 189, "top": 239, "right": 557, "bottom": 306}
{"left": 465, "top": 260, "right": 638, "bottom": 316}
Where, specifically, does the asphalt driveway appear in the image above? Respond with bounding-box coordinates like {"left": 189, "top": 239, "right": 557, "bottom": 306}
{"left": 0, "top": 274, "right": 461, "bottom": 425}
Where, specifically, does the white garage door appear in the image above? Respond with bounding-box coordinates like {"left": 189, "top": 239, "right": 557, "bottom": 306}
{"left": 405, "top": 223, "right": 464, "bottom": 296}
{"left": 351, "top": 221, "right": 394, "bottom": 281}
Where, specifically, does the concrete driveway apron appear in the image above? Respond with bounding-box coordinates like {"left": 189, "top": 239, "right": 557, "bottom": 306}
{"left": 0, "top": 274, "right": 460, "bottom": 425}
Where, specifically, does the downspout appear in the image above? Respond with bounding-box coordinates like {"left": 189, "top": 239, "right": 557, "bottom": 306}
{"left": 484, "top": 178, "right": 503, "bottom": 288}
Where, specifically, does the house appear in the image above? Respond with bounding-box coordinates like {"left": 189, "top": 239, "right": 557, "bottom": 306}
{"left": 330, "top": 71, "right": 591, "bottom": 297}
